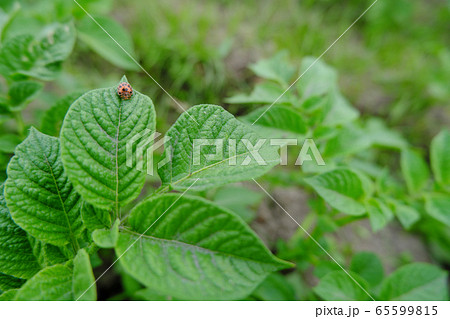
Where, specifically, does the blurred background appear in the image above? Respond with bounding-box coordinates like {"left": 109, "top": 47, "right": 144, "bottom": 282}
{"left": 0, "top": 0, "right": 449, "bottom": 300}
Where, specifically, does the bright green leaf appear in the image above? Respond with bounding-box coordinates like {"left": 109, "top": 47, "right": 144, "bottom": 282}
{"left": 401, "top": 148, "right": 429, "bottom": 194}
{"left": 430, "top": 129, "right": 450, "bottom": 189}
{"left": 392, "top": 202, "right": 420, "bottom": 229}
{"left": 350, "top": 252, "right": 384, "bottom": 286}
{"left": 15, "top": 249, "right": 96, "bottom": 301}
{"left": 158, "top": 104, "right": 279, "bottom": 191}
{"left": 92, "top": 218, "right": 119, "bottom": 248}
{"left": 314, "top": 270, "right": 371, "bottom": 301}
{"left": 366, "top": 199, "right": 393, "bottom": 232}
{"left": 77, "top": 15, "right": 138, "bottom": 70}
{"left": 5, "top": 127, "right": 83, "bottom": 247}
{"left": 380, "top": 263, "right": 448, "bottom": 301}
{"left": 116, "top": 194, "right": 292, "bottom": 300}
{"left": 425, "top": 194, "right": 450, "bottom": 227}
{"left": 60, "top": 77, "right": 156, "bottom": 211}
{"left": 305, "top": 169, "right": 367, "bottom": 215}
{"left": 241, "top": 104, "right": 308, "bottom": 137}
{"left": 0, "top": 288, "right": 18, "bottom": 300}
{"left": 252, "top": 273, "right": 296, "bottom": 301}
{"left": 249, "top": 51, "right": 295, "bottom": 85}
{"left": 225, "top": 82, "right": 294, "bottom": 105}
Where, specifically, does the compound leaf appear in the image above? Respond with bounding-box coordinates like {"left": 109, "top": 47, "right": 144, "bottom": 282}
{"left": 60, "top": 77, "right": 156, "bottom": 211}
{"left": 158, "top": 104, "right": 279, "bottom": 191}
{"left": 5, "top": 127, "right": 83, "bottom": 247}
{"left": 116, "top": 194, "right": 292, "bottom": 300}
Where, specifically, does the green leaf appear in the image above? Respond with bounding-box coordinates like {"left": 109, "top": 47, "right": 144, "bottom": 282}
{"left": 0, "top": 23, "right": 75, "bottom": 80}
{"left": 430, "top": 129, "right": 450, "bottom": 189}
{"left": 225, "top": 82, "right": 293, "bottom": 105}
{"left": 8, "top": 80, "right": 43, "bottom": 110}
{"left": 213, "top": 186, "right": 263, "bottom": 222}
{"left": 305, "top": 169, "right": 367, "bottom": 215}
{"left": 81, "top": 201, "right": 112, "bottom": 231}
{"left": 72, "top": 249, "right": 97, "bottom": 301}
{"left": 28, "top": 236, "right": 68, "bottom": 268}
{"left": 60, "top": 77, "right": 156, "bottom": 211}
{"left": 252, "top": 273, "right": 296, "bottom": 300}
{"left": 241, "top": 105, "right": 308, "bottom": 137}
{"left": 92, "top": 218, "right": 119, "bottom": 248}
{"left": 425, "top": 194, "right": 450, "bottom": 227}
{"left": 77, "top": 15, "right": 138, "bottom": 70}
{"left": 158, "top": 104, "right": 279, "bottom": 191}
{"left": 0, "top": 134, "right": 21, "bottom": 153}
{"left": 0, "top": 288, "right": 18, "bottom": 300}
{"left": 116, "top": 194, "right": 292, "bottom": 300}
{"left": 40, "top": 92, "right": 83, "bottom": 136}
{"left": 297, "top": 57, "right": 337, "bottom": 98}
{"left": 0, "top": 184, "right": 40, "bottom": 279}
{"left": 249, "top": 51, "right": 295, "bottom": 85}
{"left": 0, "top": 272, "right": 25, "bottom": 291}
{"left": 313, "top": 271, "right": 371, "bottom": 301}
{"left": 5, "top": 127, "right": 83, "bottom": 247}
{"left": 401, "top": 148, "right": 429, "bottom": 194}
{"left": 350, "top": 252, "right": 384, "bottom": 287}
{"left": 392, "top": 202, "right": 420, "bottom": 229}
{"left": 380, "top": 263, "right": 448, "bottom": 301}
{"left": 366, "top": 199, "right": 393, "bottom": 232}
{"left": 15, "top": 249, "right": 96, "bottom": 301}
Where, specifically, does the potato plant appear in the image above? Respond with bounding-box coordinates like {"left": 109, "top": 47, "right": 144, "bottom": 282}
{"left": 0, "top": 0, "right": 448, "bottom": 302}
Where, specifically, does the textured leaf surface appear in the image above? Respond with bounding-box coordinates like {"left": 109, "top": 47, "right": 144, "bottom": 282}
{"left": 314, "top": 271, "right": 371, "bottom": 301}
{"left": 0, "top": 272, "right": 24, "bottom": 291}
{"left": 28, "top": 236, "right": 68, "bottom": 268}
{"left": 0, "top": 184, "right": 40, "bottom": 279}
{"left": 350, "top": 252, "right": 384, "bottom": 286}
{"left": 15, "top": 249, "right": 96, "bottom": 301}
{"left": 401, "top": 148, "right": 429, "bottom": 193}
{"left": 81, "top": 202, "right": 112, "bottom": 231}
{"left": 41, "top": 92, "right": 83, "bottom": 136}
{"left": 305, "top": 169, "right": 367, "bottom": 215}
{"left": 5, "top": 128, "right": 83, "bottom": 247}
{"left": 158, "top": 104, "right": 279, "bottom": 191}
{"left": 60, "top": 78, "right": 156, "bottom": 211}
{"left": 380, "top": 263, "right": 448, "bottom": 300}
{"left": 77, "top": 16, "right": 138, "bottom": 70}
{"left": 430, "top": 129, "right": 450, "bottom": 189}
{"left": 116, "top": 194, "right": 291, "bottom": 300}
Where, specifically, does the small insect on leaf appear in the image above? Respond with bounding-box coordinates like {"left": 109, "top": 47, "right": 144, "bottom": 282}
{"left": 117, "top": 82, "right": 133, "bottom": 100}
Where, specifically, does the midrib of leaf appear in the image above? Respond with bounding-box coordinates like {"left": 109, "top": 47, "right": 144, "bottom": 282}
{"left": 159, "top": 149, "right": 270, "bottom": 193}
{"left": 121, "top": 228, "right": 287, "bottom": 267}
{"left": 114, "top": 102, "right": 122, "bottom": 220}
{"left": 37, "top": 138, "right": 79, "bottom": 252}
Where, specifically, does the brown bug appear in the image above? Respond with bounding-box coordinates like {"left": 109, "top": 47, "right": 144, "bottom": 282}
{"left": 117, "top": 82, "right": 133, "bottom": 100}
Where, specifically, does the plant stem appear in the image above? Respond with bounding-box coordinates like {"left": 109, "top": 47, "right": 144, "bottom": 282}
{"left": 13, "top": 111, "right": 26, "bottom": 138}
